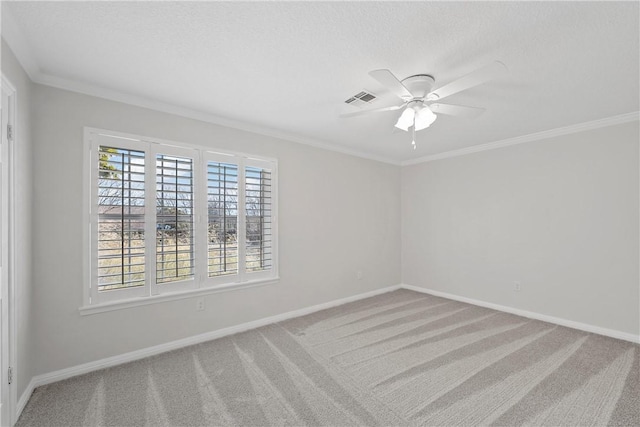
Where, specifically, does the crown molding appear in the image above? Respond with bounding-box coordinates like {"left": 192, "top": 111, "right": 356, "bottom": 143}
{"left": 2, "top": 16, "right": 400, "bottom": 166}
{"left": 29, "top": 71, "right": 640, "bottom": 169}
{"left": 402, "top": 111, "right": 640, "bottom": 166}
{"left": 3, "top": 14, "right": 637, "bottom": 169}
{"left": 34, "top": 72, "right": 401, "bottom": 166}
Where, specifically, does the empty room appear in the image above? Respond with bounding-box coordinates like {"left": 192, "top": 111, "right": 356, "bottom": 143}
{"left": 0, "top": 1, "right": 638, "bottom": 426}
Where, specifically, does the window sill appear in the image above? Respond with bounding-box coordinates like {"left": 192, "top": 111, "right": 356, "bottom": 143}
{"left": 79, "top": 277, "right": 279, "bottom": 316}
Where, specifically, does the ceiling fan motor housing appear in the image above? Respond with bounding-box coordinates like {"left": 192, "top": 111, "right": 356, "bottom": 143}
{"left": 401, "top": 74, "right": 435, "bottom": 99}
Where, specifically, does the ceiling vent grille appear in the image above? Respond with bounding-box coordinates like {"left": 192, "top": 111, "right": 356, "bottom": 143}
{"left": 345, "top": 90, "right": 377, "bottom": 107}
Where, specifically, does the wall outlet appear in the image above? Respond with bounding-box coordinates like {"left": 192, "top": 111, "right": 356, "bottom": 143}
{"left": 513, "top": 281, "right": 522, "bottom": 292}
{"left": 196, "top": 297, "right": 205, "bottom": 311}
{"left": 356, "top": 271, "right": 363, "bottom": 280}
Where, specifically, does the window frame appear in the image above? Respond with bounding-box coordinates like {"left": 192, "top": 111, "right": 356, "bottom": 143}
{"left": 202, "top": 151, "right": 243, "bottom": 286}
{"left": 82, "top": 127, "right": 278, "bottom": 315}
{"left": 152, "top": 144, "right": 199, "bottom": 294}
{"left": 243, "top": 157, "right": 277, "bottom": 282}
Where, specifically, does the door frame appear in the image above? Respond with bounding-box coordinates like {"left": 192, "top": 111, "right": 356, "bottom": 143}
{"left": 1, "top": 74, "right": 17, "bottom": 427}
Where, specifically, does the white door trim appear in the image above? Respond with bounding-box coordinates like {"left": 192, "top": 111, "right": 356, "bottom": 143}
{"left": 1, "top": 74, "right": 17, "bottom": 427}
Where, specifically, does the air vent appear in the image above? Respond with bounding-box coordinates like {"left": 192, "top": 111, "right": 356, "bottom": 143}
{"left": 344, "top": 90, "right": 377, "bottom": 107}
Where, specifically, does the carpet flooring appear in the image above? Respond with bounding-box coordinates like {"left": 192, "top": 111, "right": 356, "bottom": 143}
{"left": 17, "top": 289, "right": 639, "bottom": 426}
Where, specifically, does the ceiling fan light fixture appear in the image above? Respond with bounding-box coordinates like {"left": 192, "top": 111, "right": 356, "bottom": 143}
{"left": 414, "top": 105, "right": 437, "bottom": 131}
{"left": 394, "top": 107, "right": 415, "bottom": 131}
{"left": 345, "top": 62, "right": 505, "bottom": 150}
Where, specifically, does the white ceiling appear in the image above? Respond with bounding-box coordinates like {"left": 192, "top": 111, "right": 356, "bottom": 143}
{"left": 3, "top": 1, "right": 639, "bottom": 163}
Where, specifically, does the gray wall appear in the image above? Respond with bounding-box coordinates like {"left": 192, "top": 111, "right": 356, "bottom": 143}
{"left": 1, "top": 40, "right": 34, "bottom": 401}
{"left": 31, "top": 84, "right": 402, "bottom": 376}
{"left": 5, "top": 35, "right": 639, "bottom": 401}
{"left": 402, "top": 121, "right": 639, "bottom": 336}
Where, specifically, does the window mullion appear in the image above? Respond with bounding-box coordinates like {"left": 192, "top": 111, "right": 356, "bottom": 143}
{"left": 238, "top": 160, "right": 247, "bottom": 282}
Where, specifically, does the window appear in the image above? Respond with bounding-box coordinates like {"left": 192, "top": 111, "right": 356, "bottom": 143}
{"left": 207, "top": 161, "right": 239, "bottom": 278}
{"left": 245, "top": 166, "right": 273, "bottom": 273}
{"left": 155, "top": 152, "right": 195, "bottom": 288}
{"left": 85, "top": 129, "right": 278, "bottom": 308}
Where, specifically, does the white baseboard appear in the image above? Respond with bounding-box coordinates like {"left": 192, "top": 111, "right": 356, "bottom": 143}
{"left": 16, "top": 377, "right": 35, "bottom": 424}
{"left": 401, "top": 284, "right": 640, "bottom": 344}
{"left": 15, "top": 284, "right": 400, "bottom": 423}
{"left": 17, "top": 282, "right": 638, "bottom": 423}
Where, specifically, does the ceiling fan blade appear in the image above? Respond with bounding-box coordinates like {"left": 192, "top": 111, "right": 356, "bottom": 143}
{"left": 369, "top": 69, "right": 414, "bottom": 101}
{"left": 430, "top": 103, "right": 485, "bottom": 118}
{"left": 339, "top": 104, "right": 404, "bottom": 118}
{"left": 428, "top": 61, "right": 507, "bottom": 101}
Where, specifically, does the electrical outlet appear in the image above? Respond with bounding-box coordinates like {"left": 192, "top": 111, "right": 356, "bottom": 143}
{"left": 196, "top": 297, "right": 205, "bottom": 311}
{"left": 356, "top": 271, "right": 363, "bottom": 280}
{"left": 514, "top": 281, "right": 522, "bottom": 292}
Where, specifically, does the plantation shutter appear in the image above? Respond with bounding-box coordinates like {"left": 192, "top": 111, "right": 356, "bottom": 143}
{"left": 207, "top": 161, "right": 239, "bottom": 278}
{"left": 244, "top": 161, "right": 275, "bottom": 278}
{"left": 97, "top": 145, "right": 146, "bottom": 291}
{"left": 91, "top": 134, "right": 151, "bottom": 305}
{"left": 87, "top": 129, "right": 278, "bottom": 307}
{"left": 155, "top": 153, "right": 195, "bottom": 285}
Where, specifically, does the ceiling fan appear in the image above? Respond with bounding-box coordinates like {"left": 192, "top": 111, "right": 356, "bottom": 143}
{"left": 341, "top": 61, "right": 507, "bottom": 149}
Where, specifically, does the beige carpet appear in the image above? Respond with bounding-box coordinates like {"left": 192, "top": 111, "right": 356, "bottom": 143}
{"left": 17, "top": 289, "right": 639, "bottom": 426}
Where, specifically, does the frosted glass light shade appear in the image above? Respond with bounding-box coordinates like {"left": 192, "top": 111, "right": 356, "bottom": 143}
{"left": 394, "top": 107, "right": 415, "bottom": 131}
{"left": 414, "top": 106, "right": 437, "bottom": 130}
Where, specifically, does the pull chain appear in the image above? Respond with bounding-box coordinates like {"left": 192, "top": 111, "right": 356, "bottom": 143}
{"left": 411, "top": 121, "right": 417, "bottom": 150}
